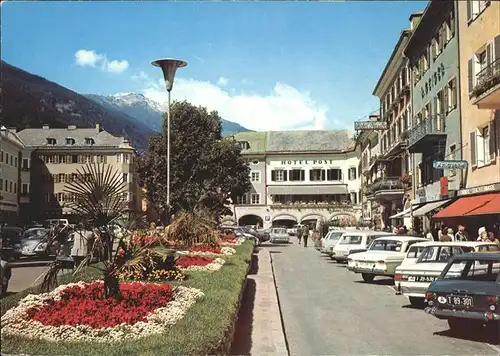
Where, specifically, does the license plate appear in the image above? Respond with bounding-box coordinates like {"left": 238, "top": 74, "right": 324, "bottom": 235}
{"left": 359, "top": 262, "right": 371, "bottom": 268}
{"left": 408, "top": 275, "right": 436, "bottom": 282}
{"left": 446, "top": 295, "right": 474, "bottom": 307}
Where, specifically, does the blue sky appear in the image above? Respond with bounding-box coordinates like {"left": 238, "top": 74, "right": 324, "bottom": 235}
{"left": 2, "top": 1, "right": 428, "bottom": 131}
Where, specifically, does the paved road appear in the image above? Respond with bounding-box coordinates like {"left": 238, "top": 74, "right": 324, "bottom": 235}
{"left": 267, "top": 240, "right": 500, "bottom": 356}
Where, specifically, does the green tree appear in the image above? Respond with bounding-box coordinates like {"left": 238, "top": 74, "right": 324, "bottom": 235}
{"left": 139, "top": 100, "right": 251, "bottom": 221}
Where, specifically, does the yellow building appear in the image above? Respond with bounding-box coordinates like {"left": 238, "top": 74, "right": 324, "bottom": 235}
{"left": 458, "top": 0, "right": 500, "bottom": 194}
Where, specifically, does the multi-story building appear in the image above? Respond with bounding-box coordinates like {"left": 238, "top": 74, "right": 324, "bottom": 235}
{"left": 228, "top": 130, "right": 362, "bottom": 229}
{"left": 403, "top": 0, "right": 461, "bottom": 229}
{"left": 0, "top": 126, "right": 32, "bottom": 223}
{"left": 368, "top": 20, "right": 418, "bottom": 229}
{"left": 16, "top": 124, "right": 142, "bottom": 221}
{"left": 431, "top": 0, "right": 500, "bottom": 228}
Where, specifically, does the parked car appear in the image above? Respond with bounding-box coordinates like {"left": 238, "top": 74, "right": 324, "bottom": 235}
{"left": 331, "top": 231, "right": 393, "bottom": 263}
{"left": 18, "top": 228, "right": 58, "bottom": 258}
{"left": 287, "top": 224, "right": 304, "bottom": 236}
{"left": 1, "top": 258, "right": 11, "bottom": 295}
{"left": 321, "top": 230, "right": 347, "bottom": 255}
{"left": 219, "top": 226, "right": 258, "bottom": 245}
{"left": 424, "top": 252, "right": 500, "bottom": 335}
{"left": 269, "top": 228, "right": 290, "bottom": 244}
{"left": 395, "top": 241, "right": 499, "bottom": 306}
{"left": 0, "top": 227, "right": 23, "bottom": 260}
{"left": 347, "top": 236, "right": 428, "bottom": 282}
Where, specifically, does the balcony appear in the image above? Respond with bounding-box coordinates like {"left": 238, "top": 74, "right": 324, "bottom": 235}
{"left": 270, "top": 201, "right": 354, "bottom": 210}
{"left": 366, "top": 177, "right": 407, "bottom": 202}
{"left": 407, "top": 115, "right": 446, "bottom": 153}
{"left": 471, "top": 58, "right": 500, "bottom": 109}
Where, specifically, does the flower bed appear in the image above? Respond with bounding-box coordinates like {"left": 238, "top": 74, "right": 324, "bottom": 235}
{"left": 119, "top": 268, "right": 186, "bottom": 282}
{"left": 1, "top": 281, "right": 203, "bottom": 343}
{"left": 218, "top": 237, "right": 245, "bottom": 246}
{"left": 175, "top": 255, "right": 225, "bottom": 271}
{"left": 177, "top": 245, "right": 236, "bottom": 256}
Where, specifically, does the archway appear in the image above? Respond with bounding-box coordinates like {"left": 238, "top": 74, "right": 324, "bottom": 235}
{"left": 272, "top": 214, "right": 297, "bottom": 228}
{"left": 329, "top": 212, "right": 357, "bottom": 227}
{"left": 238, "top": 214, "right": 264, "bottom": 228}
{"left": 300, "top": 213, "right": 325, "bottom": 229}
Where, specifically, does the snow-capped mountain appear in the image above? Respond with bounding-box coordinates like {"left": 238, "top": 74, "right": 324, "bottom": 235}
{"left": 85, "top": 93, "right": 253, "bottom": 135}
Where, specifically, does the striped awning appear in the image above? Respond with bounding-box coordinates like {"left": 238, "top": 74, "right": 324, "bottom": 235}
{"left": 267, "top": 185, "right": 349, "bottom": 195}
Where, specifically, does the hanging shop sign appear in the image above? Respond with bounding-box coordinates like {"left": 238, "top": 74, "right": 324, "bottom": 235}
{"left": 354, "top": 121, "right": 388, "bottom": 130}
{"left": 433, "top": 160, "right": 468, "bottom": 170}
{"left": 420, "top": 63, "right": 446, "bottom": 100}
{"left": 458, "top": 182, "right": 500, "bottom": 196}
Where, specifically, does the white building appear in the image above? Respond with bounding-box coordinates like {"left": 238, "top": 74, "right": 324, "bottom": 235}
{"left": 228, "top": 130, "right": 362, "bottom": 229}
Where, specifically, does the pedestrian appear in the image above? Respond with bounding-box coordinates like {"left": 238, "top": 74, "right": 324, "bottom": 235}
{"left": 313, "top": 229, "right": 320, "bottom": 247}
{"left": 297, "top": 225, "right": 303, "bottom": 245}
{"left": 440, "top": 228, "right": 453, "bottom": 242}
{"left": 477, "top": 227, "right": 488, "bottom": 242}
{"left": 303, "top": 224, "right": 310, "bottom": 247}
{"left": 487, "top": 232, "right": 500, "bottom": 246}
{"left": 425, "top": 229, "right": 434, "bottom": 241}
{"left": 455, "top": 225, "right": 469, "bottom": 242}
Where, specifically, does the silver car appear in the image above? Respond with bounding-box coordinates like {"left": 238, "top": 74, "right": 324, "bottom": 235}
{"left": 19, "top": 228, "right": 57, "bottom": 258}
{"left": 269, "top": 228, "right": 290, "bottom": 244}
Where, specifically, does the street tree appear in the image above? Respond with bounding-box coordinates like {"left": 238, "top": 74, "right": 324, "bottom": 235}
{"left": 139, "top": 100, "right": 251, "bottom": 221}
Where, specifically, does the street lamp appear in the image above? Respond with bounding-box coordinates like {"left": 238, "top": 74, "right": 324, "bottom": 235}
{"left": 151, "top": 58, "right": 187, "bottom": 219}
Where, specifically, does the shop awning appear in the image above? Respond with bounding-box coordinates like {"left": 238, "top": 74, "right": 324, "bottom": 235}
{"left": 434, "top": 193, "right": 500, "bottom": 218}
{"left": 267, "top": 185, "right": 348, "bottom": 195}
{"left": 412, "top": 199, "right": 451, "bottom": 217}
{"left": 389, "top": 208, "right": 412, "bottom": 219}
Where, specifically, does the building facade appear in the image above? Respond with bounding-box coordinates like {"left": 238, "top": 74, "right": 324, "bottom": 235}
{"left": 16, "top": 124, "right": 142, "bottom": 221}
{"left": 404, "top": 0, "right": 462, "bottom": 208}
{"left": 0, "top": 126, "right": 32, "bottom": 223}
{"left": 458, "top": 0, "right": 500, "bottom": 194}
{"left": 229, "top": 130, "right": 362, "bottom": 229}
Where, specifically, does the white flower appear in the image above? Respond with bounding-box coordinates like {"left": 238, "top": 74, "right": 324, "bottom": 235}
{"left": 177, "top": 246, "right": 235, "bottom": 256}
{"left": 1, "top": 281, "right": 204, "bottom": 343}
{"left": 177, "top": 258, "right": 226, "bottom": 272}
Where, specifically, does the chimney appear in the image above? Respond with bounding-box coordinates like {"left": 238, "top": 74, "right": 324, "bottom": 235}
{"left": 96, "top": 124, "right": 101, "bottom": 133}
{"left": 42, "top": 125, "right": 50, "bottom": 130}
{"left": 67, "top": 125, "right": 77, "bottom": 130}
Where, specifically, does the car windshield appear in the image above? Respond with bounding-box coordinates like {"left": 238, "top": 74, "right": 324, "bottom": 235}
{"left": 417, "top": 245, "right": 474, "bottom": 263}
{"left": 443, "top": 258, "right": 500, "bottom": 282}
{"left": 23, "top": 229, "right": 48, "bottom": 239}
{"left": 328, "top": 232, "right": 343, "bottom": 240}
{"left": 273, "top": 228, "right": 287, "bottom": 234}
{"left": 369, "top": 239, "right": 402, "bottom": 252}
{"left": 339, "top": 235, "right": 362, "bottom": 245}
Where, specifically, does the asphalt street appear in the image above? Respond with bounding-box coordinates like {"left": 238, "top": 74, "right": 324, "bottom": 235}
{"left": 267, "top": 240, "right": 500, "bottom": 356}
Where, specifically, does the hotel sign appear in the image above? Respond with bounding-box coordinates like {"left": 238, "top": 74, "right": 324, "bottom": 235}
{"left": 433, "top": 160, "right": 468, "bottom": 170}
{"left": 280, "top": 159, "right": 335, "bottom": 165}
{"left": 354, "top": 121, "right": 388, "bottom": 130}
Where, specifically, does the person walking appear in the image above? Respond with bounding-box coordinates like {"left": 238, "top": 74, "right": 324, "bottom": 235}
{"left": 455, "top": 225, "right": 469, "bottom": 242}
{"left": 297, "top": 225, "right": 303, "bottom": 245}
{"left": 303, "top": 224, "right": 310, "bottom": 247}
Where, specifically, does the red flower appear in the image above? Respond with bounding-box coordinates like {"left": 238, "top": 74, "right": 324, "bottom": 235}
{"left": 25, "top": 282, "right": 174, "bottom": 329}
{"left": 175, "top": 256, "right": 215, "bottom": 268}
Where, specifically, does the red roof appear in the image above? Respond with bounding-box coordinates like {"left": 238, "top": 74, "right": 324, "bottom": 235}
{"left": 433, "top": 193, "right": 500, "bottom": 218}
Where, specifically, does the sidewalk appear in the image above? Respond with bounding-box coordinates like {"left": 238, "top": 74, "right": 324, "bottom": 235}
{"left": 232, "top": 247, "right": 288, "bottom": 355}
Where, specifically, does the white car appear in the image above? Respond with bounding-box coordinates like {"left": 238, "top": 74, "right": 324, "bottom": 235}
{"left": 321, "top": 230, "right": 347, "bottom": 255}
{"left": 287, "top": 224, "right": 304, "bottom": 236}
{"left": 269, "top": 228, "right": 290, "bottom": 243}
{"left": 331, "top": 231, "right": 393, "bottom": 263}
{"left": 394, "top": 241, "right": 500, "bottom": 306}
{"left": 348, "top": 236, "right": 428, "bottom": 282}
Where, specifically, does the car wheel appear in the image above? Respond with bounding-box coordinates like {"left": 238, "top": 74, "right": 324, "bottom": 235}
{"left": 409, "top": 297, "right": 426, "bottom": 307}
{"left": 361, "top": 273, "right": 375, "bottom": 282}
{"left": 447, "top": 318, "right": 471, "bottom": 335}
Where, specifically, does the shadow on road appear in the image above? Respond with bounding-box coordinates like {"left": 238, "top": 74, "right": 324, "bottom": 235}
{"left": 433, "top": 325, "right": 500, "bottom": 345}
{"left": 353, "top": 278, "right": 394, "bottom": 286}
{"left": 230, "top": 278, "right": 257, "bottom": 355}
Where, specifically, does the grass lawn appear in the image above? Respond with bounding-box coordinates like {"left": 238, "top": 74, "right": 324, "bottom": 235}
{"left": 0, "top": 241, "right": 254, "bottom": 356}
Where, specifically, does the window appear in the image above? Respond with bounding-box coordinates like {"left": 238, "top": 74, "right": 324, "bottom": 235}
{"left": 406, "top": 245, "right": 426, "bottom": 259}
{"left": 446, "top": 78, "right": 457, "bottom": 113}
{"left": 250, "top": 193, "right": 260, "bottom": 204}
{"left": 289, "top": 169, "right": 305, "bottom": 181}
{"left": 14, "top": 157, "right": 18, "bottom": 168}
{"left": 22, "top": 183, "right": 29, "bottom": 194}
{"left": 59, "top": 173, "right": 66, "bottom": 183}
{"left": 124, "top": 154, "right": 130, "bottom": 164}
{"left": 46, "top": 155, "right": 54, "bottom": 164}
{"left": 97, "top": 155, "right": 106, "bottom": 163}
{"left": 10, "top": 155, "right": 13, "bottom": 166}
{"left": 309, "top": 169, "right": 325, "bottom": 181}
{"left": 271, "top": 169, "right": 287, "bottom": 182}
{"left": 348, "top": 167, "right": 357, "bottom": 180}
{"left": 45, "top": 193, "right": 51, "bottom": 203}
{"left": 237, "top": 141, "right": 250, "bottom": 150}
{"left": 84, "top": 155, "right": 92, "bottom": 164}
{"left": 251, "top": 171, "right": 260, "bottom": 182}
{"left": 46, "top": 138, "right": 56, "bottom": 145}
{"left": 59, "top": 155, "right": 67, "bottom": 164}
{"left": 9, "top": 181, "right": 13, "bottom": 193}
{"left": 327, "top": 168, "right": 342, "bottom": 181}
{"left": 449, "top": 144, "right": 457, "bottom": 176}
{"left": 443, "top": 259, "right": 500, "bottom": 282}
{"left": 66, "top": 138, "right": 75, "bottom": 145}
{"left": 446, "top": 11, "right": 455, "bottom": 42}
{"left": 85, "top": 137, "right": 95, "bottom": 145}
{"left": 236, "top": 195, "right": 248, "bottom": 204}
{"left": 350, "top": 191, "right": 358, "bottom": 204}
{"left": 251, "top": 160, "right": 259, "bottom": 165}
{"left": 467, "top": 0, "right": 491, "bottom": 23}
{"left": 483, "top": 126, "right": 490, "bottom": 163}
{"left": 123, "top": 173, "right": 129, "bottom": 183}
{"left": 117, "top": 153, "right": 122, "bottom": 163}
{"left": 57, "top": 193, "right": 64, "bottom": 202}
{"left": 0, "top": 151, "right": 3, "bottom": 163}
{"left": 0, "top": 179, "right": 2, "bottom": 191}
{"left": 22, "top": 158, "right": 29, "bottom": 170}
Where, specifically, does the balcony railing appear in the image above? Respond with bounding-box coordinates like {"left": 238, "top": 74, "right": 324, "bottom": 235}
{"left": 408, "top": 115, "right": 446, "bottom": 150}
{"left": 473, "top": 58, "right": 500, "bottom": 98}
{"left": 366, "top": 177, "right": 406, "bottom": 195}
{"left": 270, "top": 201, "right": 354, "bottom": 209}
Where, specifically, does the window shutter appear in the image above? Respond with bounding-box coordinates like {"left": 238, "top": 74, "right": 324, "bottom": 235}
{"left": 495, "top": 35, "right": 500, "bottom": 60}
{"left": 271, "top": 171, "right": 276, "bottom": 181}
{"left": 443, "top": 87, "right": 449, "bottom": 115}
{"left": 283, "top": 170, "right": 288, "bottom": 181}
{"left": 468, "top": 58, "right": 474, "bottom": 93}
{"left": 486, "top": 42, "right": 493, "bottom": 65}
{"left": 467, "top": 0, "right": 473, "bottom": 22}
{"left": 470, "top": 131, "right": 477, "bottom": 166}
{"left": 490, "top": 120, "right": 497, "bottom": 161}
{"left": 321, "top": 169, "right": 326, "bottom": 181}
{"left": 300, "top": 170, "right": 305, "bottom": 181}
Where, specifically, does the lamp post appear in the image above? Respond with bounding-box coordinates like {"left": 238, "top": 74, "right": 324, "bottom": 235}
{"left": 151, "top": 58, "right": 187, "bottom": 221}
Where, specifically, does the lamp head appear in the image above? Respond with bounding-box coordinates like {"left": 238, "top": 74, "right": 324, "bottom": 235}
{"left": 151, "top": 58, "right": 187, "bottom": 92}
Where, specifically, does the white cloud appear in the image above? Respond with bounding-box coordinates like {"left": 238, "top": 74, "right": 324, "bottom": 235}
{"left": 136, "top": 73, "right": 329, "bottom": 131}
{"left": 74, "top": 49, "right": 129, "bottom": 73}
{"left": 75, "top": 49, "right": 103, "bottom": 67}
{"left": 216, "top": 77, "right": 229, "bottom": 87}
{"left": 106, "top": 59, "right": 129, "bottom": 73}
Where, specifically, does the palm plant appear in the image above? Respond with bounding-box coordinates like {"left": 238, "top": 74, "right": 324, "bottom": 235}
{"left": 40, "top": 163, "right": 172, "bottom": 299}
